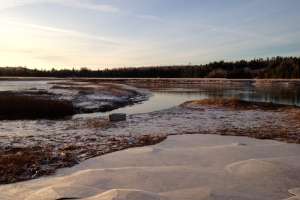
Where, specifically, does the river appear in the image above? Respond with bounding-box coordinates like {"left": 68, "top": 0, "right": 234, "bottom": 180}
{"left": 0, "top": 79, "right": 300, "bottom": 118}
{"left": 77, "top": 82, "right": 300, "bottom": 118}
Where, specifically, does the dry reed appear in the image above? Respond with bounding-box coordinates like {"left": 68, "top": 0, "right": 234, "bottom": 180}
{"left": 0, "top": 93, "right": 75, "bottom": 120}
{"left": 183, "top": 97, "right": 297, "bottom": 110}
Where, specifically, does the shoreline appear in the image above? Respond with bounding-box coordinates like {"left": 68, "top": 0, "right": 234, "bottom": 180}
{"left": 1, "top": 77, "right": 300, "bottom": 85}
{"left": 62, "top": 77, "right": 300, "bottom": 86}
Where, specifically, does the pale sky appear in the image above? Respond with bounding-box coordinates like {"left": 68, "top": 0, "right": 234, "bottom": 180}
{"left": 0, "top": 0, "right": 299, "bottom": 70}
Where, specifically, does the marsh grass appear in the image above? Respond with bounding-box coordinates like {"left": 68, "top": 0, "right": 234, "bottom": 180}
{"left": 51, "top": 84, "right": 123, "bottom": 96}
{"left": 23, "top": 90, "right": 53, "bottom": 95}
{"left": 89, "top": 82, "right": 123, "bottom": 89}
{"left": 108, "top": 89, "right": 122, "bottom": 95}
{"left": 0, "top": 134, "right": 167, "bottom": 184}
{"left": 51, "top": 85, "right": 94, "bottom": 92}
{"left": 0, "top": 147, "right": 77, "bottom": 184}
{"left": 0, "top": 147, "right": 54, "bottom": 184}
{"left": 181, "top": 97, "right": 300, "bottom": 143}
{"left": 0, "top": 93, "right": 75, "bottom": 120}
{"left": 286, "top": 109, "right": 300, "bottom": 123}
{"left": 184, "top": 97, "right": 296, "bottom": 110}
{"left": 82, "top": 119, "right": 112, "bottom": 129}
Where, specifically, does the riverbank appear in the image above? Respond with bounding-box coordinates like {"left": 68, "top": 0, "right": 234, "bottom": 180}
{"left": 2, "top": 77, "right": 300, "bottom": 85}
{"left": 1, "top": 98, "right": 299, "bottom": 184}
{"left": 69, "top": 77, "right": 300, "bottom": 86}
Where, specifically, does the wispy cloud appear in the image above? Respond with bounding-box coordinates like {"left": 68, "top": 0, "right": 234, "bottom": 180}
{"left": 0, "top": 0, "right": 159, "bottom": 21}
{"left": 0, "top": 0, "right": 32, "bottom": 9}
{"left": 0, "top": 0, "right": 120, "bottom": 13}
{"left": 137, "top": 15, "right": 161, "bottom": 21}
{"left": 0, "top": 19, "right": 123, "bottom": 46}
{"left": 174, "top": 19, "right": 287, "bottom": 46}
{"left": 69, "top": 2, "right": 120, "bottom": 13}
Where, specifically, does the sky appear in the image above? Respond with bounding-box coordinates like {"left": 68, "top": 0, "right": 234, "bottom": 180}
{"left": 0, "top": 0, "right": 300, "bottom": 70}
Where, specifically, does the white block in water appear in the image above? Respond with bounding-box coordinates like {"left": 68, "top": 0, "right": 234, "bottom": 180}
{"left": 108, "top": 113, "right": 126, "bottom": 121}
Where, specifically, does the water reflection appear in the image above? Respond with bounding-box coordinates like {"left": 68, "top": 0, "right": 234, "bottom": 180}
{"left": 1, "top": 80, "right": 299, "bottom": 118}
{"left": 131, "top": 83, "right": 300, "bottom": 107}
{"left": 0, "top": 80, "right": 53, "bottom": 91}
{"left": 77, "top": 83, "right": 300, "bottom": 118}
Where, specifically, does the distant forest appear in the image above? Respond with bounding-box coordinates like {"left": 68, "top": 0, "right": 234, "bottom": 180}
{"left": 1, "top": 56, "right": 300, "bottom": 79}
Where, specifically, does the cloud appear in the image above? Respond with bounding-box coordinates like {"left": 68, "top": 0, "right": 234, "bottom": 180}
{"left": 36, "top": 55, "right": 67, "bottom": 62}
{"left": 0, "top": 0, "right": 160, "bottom": 21}
{"left": 0, "top": 0, "right": 120, "bottom": 13}
{"left": 69, "top": 2, "right": 120, "bottom": 13}
{"left": 0, "top": 19, "right": 123, "bottom": 46}
{"left": 137, "top": 15, "right": 161, "bottom": 21}
{"left": 0, "top": 0, "right": 53, "bottom": 9}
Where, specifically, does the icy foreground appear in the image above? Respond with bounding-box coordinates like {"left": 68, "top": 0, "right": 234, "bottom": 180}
{"left": 1, "top": 80, "right": 300, "bottom": 199}
{"left": 0, "top": 134, "right": 299, "bottom": 200}
{"left": 1, "top": 98, "right": 300, "bottom": 185}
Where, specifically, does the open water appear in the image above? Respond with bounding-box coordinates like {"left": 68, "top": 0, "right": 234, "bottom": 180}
{"left": 82, "top": 82, "right": 300, "bottom": 117}
{"left": 1, "top": 80, "right": 300, "bottom": 118}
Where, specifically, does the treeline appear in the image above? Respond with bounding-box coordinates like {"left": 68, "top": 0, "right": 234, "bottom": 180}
{"left": 1, "top": 56, "right": 299, "bottom": 79}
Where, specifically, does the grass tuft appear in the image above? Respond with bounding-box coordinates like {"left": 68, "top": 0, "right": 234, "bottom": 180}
{"left": 0, "top": 147, "right": 77, "bottom": 184}
{"left": 0, "top": 93, "right": 75, "bottom": 120}
{"left": 82, "top": 119, "right": 112, "bottom": 129}
{"left": 183, "top": 97, "right": 296, "bottom": 110}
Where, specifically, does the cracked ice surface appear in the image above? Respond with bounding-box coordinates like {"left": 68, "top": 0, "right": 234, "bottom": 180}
{"left": 1, "top": 134, "right": 300, "bottom": 200}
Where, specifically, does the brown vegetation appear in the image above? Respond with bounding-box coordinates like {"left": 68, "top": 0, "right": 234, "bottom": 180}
{"left": 0, "top": 92, "right": 75, "bottom": 120}
{"left": 51, "top": 82, "right": 130, "bottom": 97}
{"left": 88, "top": 82, "right": 123, "bottom": 89}
{"left": 0, "top": 135, "right": 167, "bottom": 184}
{"left": 82, "top": 118, "right": 112, "bottom": 129}
{"left": 23, "top": 90, "right": 53, "bottom": 96}
{"left": 183, "top": 97, "right": 297, "bottom": 111}
{"left": 181, "top": 98, "right": 300, "bottom": 143}
{"left": 0, "top": 146, "right": 77, "bottom": 184}
{"left": 51, "top": 85, "right": 94, "bottom": 93}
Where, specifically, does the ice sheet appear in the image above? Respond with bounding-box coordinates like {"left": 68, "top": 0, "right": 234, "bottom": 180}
{"left": 1, "top": 134, "right": 299, "bottom": 200}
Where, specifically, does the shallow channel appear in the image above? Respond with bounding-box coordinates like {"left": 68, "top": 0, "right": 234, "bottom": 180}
{"left": 74, "top": 82, "right": 300, "bottom": 118}
{"left": 1, "top": 79, "right": 299, "bottom": 118}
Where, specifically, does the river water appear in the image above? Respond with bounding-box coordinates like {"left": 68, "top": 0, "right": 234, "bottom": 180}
{"left": 0, "top": 80, "right": 300, "bottom": 118}
{"left": 81, "top": 82, "right": 300, "bottom": 118}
